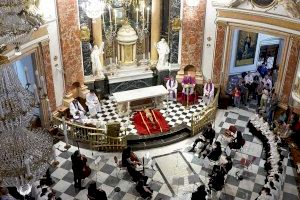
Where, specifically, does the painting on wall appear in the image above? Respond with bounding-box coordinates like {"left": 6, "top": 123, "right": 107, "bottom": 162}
{"left": 235, "top": 30, "right": 258, "bottom": 67}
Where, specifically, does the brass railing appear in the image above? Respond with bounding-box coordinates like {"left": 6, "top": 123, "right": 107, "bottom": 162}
{"left": 52, "top": 115, "right": 127, "bottom": 151}
{"left": 191, "top": 88, "right": 220, "bottom": 136}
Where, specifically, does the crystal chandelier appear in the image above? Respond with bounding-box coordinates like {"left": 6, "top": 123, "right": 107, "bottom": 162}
{"left": 0, "top": 64, "right": 53, "bottom": 194}
{"left": 82, "top": 0, "right": 106, "bottom": 21}
{"left": 0, "top": 0, "right": 44, "bottom": 46}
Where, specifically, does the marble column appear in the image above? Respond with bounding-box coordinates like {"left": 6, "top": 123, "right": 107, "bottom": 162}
{"left": 150, "top": 0, "right": 161, "bottom": 62}
{"left": 56, "top": 0, "right": 84, "bottom": 92}
{"left": 181, "top": 0, "right": 206, "bottom": 68}
{"left": 92, "top": 18, "right": 104, "bottom": 64}
{"left": 281, "top": 36, "right": 300, "bottom": 106}
{"left": 212, "top": 22, "right": 227, "bottom": 85}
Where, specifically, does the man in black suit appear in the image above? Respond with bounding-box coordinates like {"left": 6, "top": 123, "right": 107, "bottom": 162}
{"left": 189, "top": 123, "right": 215, "bottom": 154}
{"left": 71, "top": 150, "right": 85, "bottom": 189}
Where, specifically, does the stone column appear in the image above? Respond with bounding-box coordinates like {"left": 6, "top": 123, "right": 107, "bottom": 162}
{"left": 212, "top": 22, "right": 227, "bottom": 86}
{"left": 281, "top": 36, "right": 300, "bottom": 106}
{"left": 56, "top": 0, "right": 84, "bottom": 93}
{"left": 92, "top": 18, "right": 104, "bottom": 64}
{"left": 150, "top": 0, "right": 161, "bottom": 62}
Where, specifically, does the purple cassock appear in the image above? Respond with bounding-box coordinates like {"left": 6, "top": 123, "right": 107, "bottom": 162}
{"left": 182, "top": 75, "right": 196, "bottom": 95}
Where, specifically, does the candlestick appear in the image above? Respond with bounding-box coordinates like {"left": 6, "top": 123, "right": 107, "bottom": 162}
{"left": 142, "top": 8, "right": 145, "bottom": 29}
{"left": 114, "top": 9, "right": 117, "bottom": 25}
{"left": 146, "top": 7, "right": 150, "bottom": 25}
{"left": 143, "top": 53, "right": 145, "bottom": 59}
{"left": 33, "top": 84, "right": 40, "bottom": 104}
{"left": 24, "top": 159, "right": 31, "bottom": 176}
{"left": 127, "top": 101, "right": 130, "bottom": 113}
{"left": 24, "top": 66, "right": 29, "bottom": 84}
{"left": 148, "top": 52, "right": 150, "bottom": 59}
{"left": 115, "top": 57, "right": 118, "bottom": 65}
{"left": 40, "top": 76, "right": 47, "bottom": 95}
{"left": 136, "top": 8, "right": 139, "bottom": 24}
{"left": 35, "top": 70, "right": 40, "bottom": 88}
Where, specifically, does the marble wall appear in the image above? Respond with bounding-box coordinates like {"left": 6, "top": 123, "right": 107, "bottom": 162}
{"left": 212, "top": 23, "right": 226, "bottom": 85}
{"left": 281, "top": 36, "right": 300, "bottom": 106}
{"left": 41, "top": 42, "right": 56, "bottom": 110}
{"left": 56, "top": 0, "right": 84, "bottom": 92}
{"left": 169, "top": 0, "right": 181, "bottom": 63}
{"left": 181, "top": 0, "right": 206, "bottom": 69}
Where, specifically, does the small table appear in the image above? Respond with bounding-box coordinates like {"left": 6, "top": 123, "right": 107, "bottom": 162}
{"left": 113, "top": 85, "right": 169, "bottom": 114}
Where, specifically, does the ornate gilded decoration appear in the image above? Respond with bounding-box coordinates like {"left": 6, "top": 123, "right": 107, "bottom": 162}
{"left": 171, "top": 18, "right": 181, "bottom": 32}
{"left": 251, "top": 0, "right": 277, "bottom": 8}
{"left": 0, "top": 55, "right": 9, "bottom": 65}
{"left": 80, "top": 25, "right": 91, "bottom": 42}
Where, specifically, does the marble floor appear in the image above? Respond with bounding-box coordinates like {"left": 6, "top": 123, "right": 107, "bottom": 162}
{"left": 50, "top": 107, "right": 299, "bottom": 200}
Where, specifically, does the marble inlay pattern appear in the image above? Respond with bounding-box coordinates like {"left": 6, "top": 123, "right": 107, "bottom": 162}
{"left": 41, "top": 42, "right": 56, "bottom": 110}
{"left": 169, "top": 0, "right": 181, "bottom": 63}
{"left": 56, "top": 0, "right": 84, "bottom": 92}
{"left": 281, "top": 36, "right": 300, "bottom": 105}
{"left": 181, "top": 0, "right": 206, "bottom": 69}
{"left": 212, "top": 23, "right": 226, "bottom": 85}
{"left": 109, "top": 78, "right": 153, "bottom": 94}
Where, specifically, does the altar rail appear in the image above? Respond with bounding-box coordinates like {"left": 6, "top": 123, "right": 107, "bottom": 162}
{"left": 191, "top": 88, "right": 220, "bottom": 136}
{"left": 52, "top": 115, "right": 127, "bottom": 151}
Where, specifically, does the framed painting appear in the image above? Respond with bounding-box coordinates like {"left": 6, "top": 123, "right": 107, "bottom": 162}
{"left": 235, "top": 30, "right": 258, "bottom": 67}
{"left": 251, "top": 0, "right": 277, "bottom": 8}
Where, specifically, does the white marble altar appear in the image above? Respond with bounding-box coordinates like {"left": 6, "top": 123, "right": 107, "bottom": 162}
{"left": 113, "top": 85, "right": 169, "bottom": 113}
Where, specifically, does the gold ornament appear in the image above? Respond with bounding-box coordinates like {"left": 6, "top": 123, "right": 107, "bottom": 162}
{"left": 80, "top": 25, "right": 91, "bottom": 42}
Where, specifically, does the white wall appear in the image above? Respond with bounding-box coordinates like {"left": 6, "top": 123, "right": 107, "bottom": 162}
{"left": 201, "top": 0, "right": 294, "bottom": 79}
{"left": 39, "top": 0, "right": 65, "bottom": 107}
{"left": 228, "top": 31, "right": 281, "bottom": 75}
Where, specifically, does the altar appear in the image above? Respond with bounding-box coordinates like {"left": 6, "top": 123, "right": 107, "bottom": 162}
{"left": 113, "top": 85, "right": 168, "bottom": 114}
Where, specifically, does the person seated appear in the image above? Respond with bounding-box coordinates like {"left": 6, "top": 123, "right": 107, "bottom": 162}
{"left": 207, "top": 141, "right": 222, "bottom": 161}
{"left": 256, "top": 187, "right": 274, "bottom": 200}
{"left": 191, "top": 185, "right": 207, "bottom": 200}
{"left": 189, "top": 123, "right": 215, "bottom": 154}
{"left": 0, "top": 187, "right": 16, "bottom": 200}
{"left": 203, "top": 79, "right": 214, "bottom": 105}
{"left": 121, "top": 146, "right": 142, "bottom": 168}
{"left": 87, "top": 182, "right": 107, "bottom": 200}
{"left": 228, "top": 131, "right": 245, "bottom": 149}
{"left": 182, "top": 74, "right": 196, "bottom": 103}
{"left": 166, "top": 75, "right": 178, "bottom": 101}
{"left": 127, "top": 165, "right": 148, "bottom": 183}
{"left": 208, "top": 167, "right": 225, "bottom": 191}
{"left": 136, "top": 178, "right": 153, "bottom": 199}
{"left": 86, "top": 90, "right": 101, "bottom": 117}
{"left": 69, "top": 98, "right": 86, "bottom": 120}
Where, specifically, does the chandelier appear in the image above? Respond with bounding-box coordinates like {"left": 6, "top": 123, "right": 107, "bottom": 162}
{"left": 0, "top": 64, "right": 53, "bottom": 195}
{"left": 81, "top": 0, "right": 106, "bottom": 21}
{"left": 0, "top": 0, "right": 44, "bottom": 47}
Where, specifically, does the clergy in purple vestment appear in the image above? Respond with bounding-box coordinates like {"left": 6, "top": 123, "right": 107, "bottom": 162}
{"left": 182, "top": 74, "right": 196, "bottom": 95}
{"left": 203, "top": 79, "right": 214, "bottom": 105}
{"left": 166, "top": 76, "right": 178, "bottom": 101}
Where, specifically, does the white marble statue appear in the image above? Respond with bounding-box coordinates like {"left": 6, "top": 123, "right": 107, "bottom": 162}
{"left": 203, "top": 79, "right": 215, "bottom": 105}
{"left": 86, "top": 90, "right": 101, "bottom": 117}
{"left": 91, "top": 43, "right": 105, "bottom": 78}
{"left": 69, "top": 99, "right": 86, "bottom": 120}
{"left": 166, "top": 76, "right": 178, "bottom": 101}
{"left": 156, "top": 38, "right": 170, "bottom": 70}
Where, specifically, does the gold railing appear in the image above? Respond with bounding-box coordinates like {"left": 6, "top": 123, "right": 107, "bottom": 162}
{"left": 52, "top": 115, "right": 127, "bottom": 151}
{"left": 191, "top": 88, "right": 220, "bottom": 136}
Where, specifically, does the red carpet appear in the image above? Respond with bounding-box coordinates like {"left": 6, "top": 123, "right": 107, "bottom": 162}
{"left": 133, "top": 110, "right": 170, "bottom": 135}
{"left": 177, "top": 92, "right": 198, "bottom": 106}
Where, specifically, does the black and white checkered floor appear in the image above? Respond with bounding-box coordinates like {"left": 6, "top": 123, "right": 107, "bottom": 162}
{"left": 96, "top": 97, "right": 206, "bottom": 135}
{"left": 50, "top": 108, "right": 299, "bottom": 200}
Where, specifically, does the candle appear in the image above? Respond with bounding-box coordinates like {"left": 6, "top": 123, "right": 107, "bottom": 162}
{"left": 148, "top": 52, "right": 150, "bottom": 59}
{"left": 143, "top": 53, "right": 145, "bottom": 59}
{"left": 35, "top": 70, "right": 40, "bottom": 88}
{"left": 0, "top": 104, "right": 4, "bottom": 118}
{"left": 24, "top": 66, "right": 29, "bottom": 84}
{"left": 33, "top": 84, "right": 40, "bottom": 104}
{"left": 18, "top": 93, "right": 25, "bottom": 112}
{"left": 24, "top": 159, "right": 31, "bottom": 176}
{"left": 52, "top": 146, "right": 57, "bottom": 162}
{"left": 142, "top": 8, "right": 145, "bottom": 28}
{"left": 109, "top": 57, "right": 113, "bottom": 65}
{"left": 108, "top": 6, "right": 112, "bottom": 22}
{"left": 115, "top": 57, "right": 118, "bottom": 65}
{"left": 62, "top": 117, "right": 69, "bottom": 145}
{"left": 127, "top": 101, "right": 130, "bottom": 112}
{"left": 114, "top": 9, "right": 117, "bottom": 25}
{"left": 136, "top": 8, "right": 139, "bottom": 24}
{"left": 40, "top": 76, "right": 47, "bottom": 95}
{"left": 146, "top": 7, "right": 150, "bottom": 25}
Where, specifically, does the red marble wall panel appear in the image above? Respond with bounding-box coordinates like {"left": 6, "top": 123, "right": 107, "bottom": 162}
{"left": 281, "top": 37, "right": 300, "bottom": 105}
{"left": 212, "top": 23, "right": 226, "bottom": 85}
{"left": 56, "top": 0, "right": 84, "bottom": 92}
{"left": 41, "top": 43, "right": 56, "bottom": 111}
{"left": 181, "top": 0, "right": 206, "bottom": 69}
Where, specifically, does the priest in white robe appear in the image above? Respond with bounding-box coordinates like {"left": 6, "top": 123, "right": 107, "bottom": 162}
{"left": 166, "top": 75, "right": 178, "bottom": 101}
{"left": 203, "top": 79, "right": 214, "bottom": 105}
{"left": 86, "top": 90, "right": 101, "bottom": 117}
{"left": 69, "top": 98, "right": 86, "bottom": 120}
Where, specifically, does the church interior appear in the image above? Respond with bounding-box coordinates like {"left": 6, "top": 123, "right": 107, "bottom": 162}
{"left": 1, "top": 0, "right": 300, "bottom": 199}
